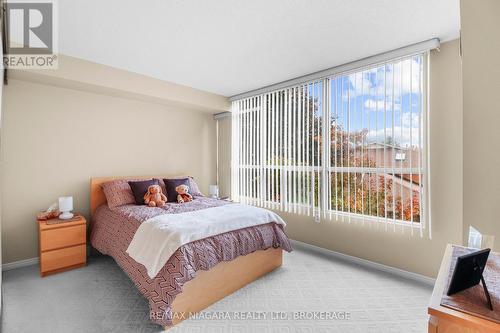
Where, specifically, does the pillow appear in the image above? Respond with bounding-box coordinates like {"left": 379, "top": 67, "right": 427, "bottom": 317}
{"left": 188, "top": 177, "right": 203, "bottom": 197}
{"left": 128, "top": 179, "right": 159, "bottom": 205}
{"left": 157, "top": 176, "right": 203, "bottom": 197}
{"left": 101, "top": 179, "right": 135, "bottom": 208}
{"left": 163, "top": 178, "right": 191, "bottom": 203}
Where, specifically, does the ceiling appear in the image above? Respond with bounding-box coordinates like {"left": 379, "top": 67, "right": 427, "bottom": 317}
{"left": 58, "top": 0, "right": 460, "bottom": 97}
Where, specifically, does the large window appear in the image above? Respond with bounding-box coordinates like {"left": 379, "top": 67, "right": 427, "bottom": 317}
{"left": 231, "top": 54, "right": 429, "bottom": 236}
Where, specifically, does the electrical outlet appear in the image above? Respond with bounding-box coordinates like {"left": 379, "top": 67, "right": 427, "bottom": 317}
{"left": 314, "top": 213, "right": 320, "bottom": 223}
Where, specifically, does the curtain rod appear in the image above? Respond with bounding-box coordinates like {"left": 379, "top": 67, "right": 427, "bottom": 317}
{"left": 214, "top": 111, "right": 231, "bottom": 119}
{"left": 229, "top": 38, "right": 440, "bottom": 101}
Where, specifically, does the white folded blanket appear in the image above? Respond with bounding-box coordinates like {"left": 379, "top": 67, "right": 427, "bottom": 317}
{"left": 126, "top": 203, "right": 286, "bottom": 278}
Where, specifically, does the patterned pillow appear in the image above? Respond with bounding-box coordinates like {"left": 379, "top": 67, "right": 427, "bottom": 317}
{"left": 101, "top": 179, "right": 135, "bottom": 208}
{"left": 187, "top": 177, "right": 203, "bottom": 197}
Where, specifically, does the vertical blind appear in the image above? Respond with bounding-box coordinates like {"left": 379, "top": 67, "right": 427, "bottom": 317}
{"left": 231, "top": 53, "right": 431, "bottom": 237}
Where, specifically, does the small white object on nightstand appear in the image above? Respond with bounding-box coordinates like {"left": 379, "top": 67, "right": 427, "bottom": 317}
{"left": 58, "top": 196, "right": 74, "bottom": 219}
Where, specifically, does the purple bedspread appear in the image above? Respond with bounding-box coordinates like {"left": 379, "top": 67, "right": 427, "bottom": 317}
{"left": 90, "top": 197, "right": 292, "bottom": 326}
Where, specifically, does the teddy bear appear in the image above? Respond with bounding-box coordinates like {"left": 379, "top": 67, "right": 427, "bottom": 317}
{"left": 143, "top": 184, "right": 167, "bottom": 207}
{"left": 176, "top": 184, "right": 193, "bottom": 203}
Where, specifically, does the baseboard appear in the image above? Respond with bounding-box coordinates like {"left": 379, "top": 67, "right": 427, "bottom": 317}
{"left": 2, "top": 243, "right": 434, "bottom": 286}
{"left": 290, "top": 239, "right": 435, "bottom": 287}
{"left": 2, "top": 257, "right": 39, "bottom": 271}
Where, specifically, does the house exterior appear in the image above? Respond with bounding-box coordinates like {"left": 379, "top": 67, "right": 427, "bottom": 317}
{"left": 354, "top": 143, "right": 421, "bottom": 212}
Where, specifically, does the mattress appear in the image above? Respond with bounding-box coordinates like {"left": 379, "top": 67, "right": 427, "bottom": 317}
{"left": 90, "top": 197, "right": 292, "bottom": 326}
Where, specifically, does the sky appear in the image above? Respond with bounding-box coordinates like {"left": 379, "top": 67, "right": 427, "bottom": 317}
{"left": 323, "top": 55, "right": 423, "bottom": 148}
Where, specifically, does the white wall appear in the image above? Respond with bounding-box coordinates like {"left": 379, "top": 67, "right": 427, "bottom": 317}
{"left": 217, "top": 116, "right": 232, "bottom": 198}
{"left": 461, "top": 0, "right": 500, "bottom": 250}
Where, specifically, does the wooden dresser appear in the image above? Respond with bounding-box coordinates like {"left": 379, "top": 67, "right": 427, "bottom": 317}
{"left": 38, "top": 215, "right": 87, "bottom": 277}
{"left": 428, "top": 244, "right": 500, "bottom": 333}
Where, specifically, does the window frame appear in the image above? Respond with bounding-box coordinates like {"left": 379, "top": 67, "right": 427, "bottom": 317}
{"left": 231, "top": 52, "right": 431, "bottom": 237}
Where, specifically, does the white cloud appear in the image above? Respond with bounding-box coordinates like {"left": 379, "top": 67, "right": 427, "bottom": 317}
{"left": 343, "top": 57, "right": 422, "bottom": 97}
{"left": 366, "top": 126, "right": 422, "bottom": 147}
{"left": 363, "top": 98, "right": 401, "bottom": 112}
{"left": 401, "top": 112, "right": 420, "bottom": 128}
{"left": 347, "top": 70, "right": 373, "bottom": 95}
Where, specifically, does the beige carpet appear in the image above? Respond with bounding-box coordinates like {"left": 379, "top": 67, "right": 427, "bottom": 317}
{"left": 2, "top": 244, "right": 432, "bottom": 333}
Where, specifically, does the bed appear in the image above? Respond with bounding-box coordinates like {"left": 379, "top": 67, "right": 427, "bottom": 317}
{"left": 89, "top": 176, "right": 292, "bottom": 330}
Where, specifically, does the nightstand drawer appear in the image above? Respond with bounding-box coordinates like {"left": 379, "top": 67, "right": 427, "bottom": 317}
{"left": 40, "top": 224, "right": 86, "bottom": 251}
{"left": 40, "top": 244, "right": 86, "bottom": 273}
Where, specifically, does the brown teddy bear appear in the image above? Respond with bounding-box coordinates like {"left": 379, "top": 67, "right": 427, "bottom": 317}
{"left": 143, "top": 185, "right": 167, "bottom": 207}
{"left": 176, "top": 184, "right": 193, "bottom": 203}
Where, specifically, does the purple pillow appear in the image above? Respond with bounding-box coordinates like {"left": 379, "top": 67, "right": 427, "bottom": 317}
{"left": 157, "top": 177, "right": 203, "bottom": 197}
{"left": 163, "top": 178, "right": 190, "bottom": 203}
{"left": 128, "top": 179, "right": 159, "bottom": 205}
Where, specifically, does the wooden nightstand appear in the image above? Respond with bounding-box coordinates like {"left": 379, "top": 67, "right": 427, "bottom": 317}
{"left": 38, "top": 214, "right": 87, "bottom": 277}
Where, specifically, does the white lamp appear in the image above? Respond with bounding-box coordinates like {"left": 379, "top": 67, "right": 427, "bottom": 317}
{"left": 208, "top": 185, "right": 219, "bottom": 199}
{"left": 58, "top": 196, "right": 74, "bottom": 220}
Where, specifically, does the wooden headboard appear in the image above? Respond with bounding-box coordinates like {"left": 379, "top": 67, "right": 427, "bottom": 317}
{"left": 90, "top": 175, "right": 185, "bottom": 218}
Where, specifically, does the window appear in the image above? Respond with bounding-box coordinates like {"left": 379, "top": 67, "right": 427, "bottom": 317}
{"left": 394, "top": 153, "right": 406, "bottom": 161}
{"left": 231, "top": 54, "right": 430, "bottom": 236}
